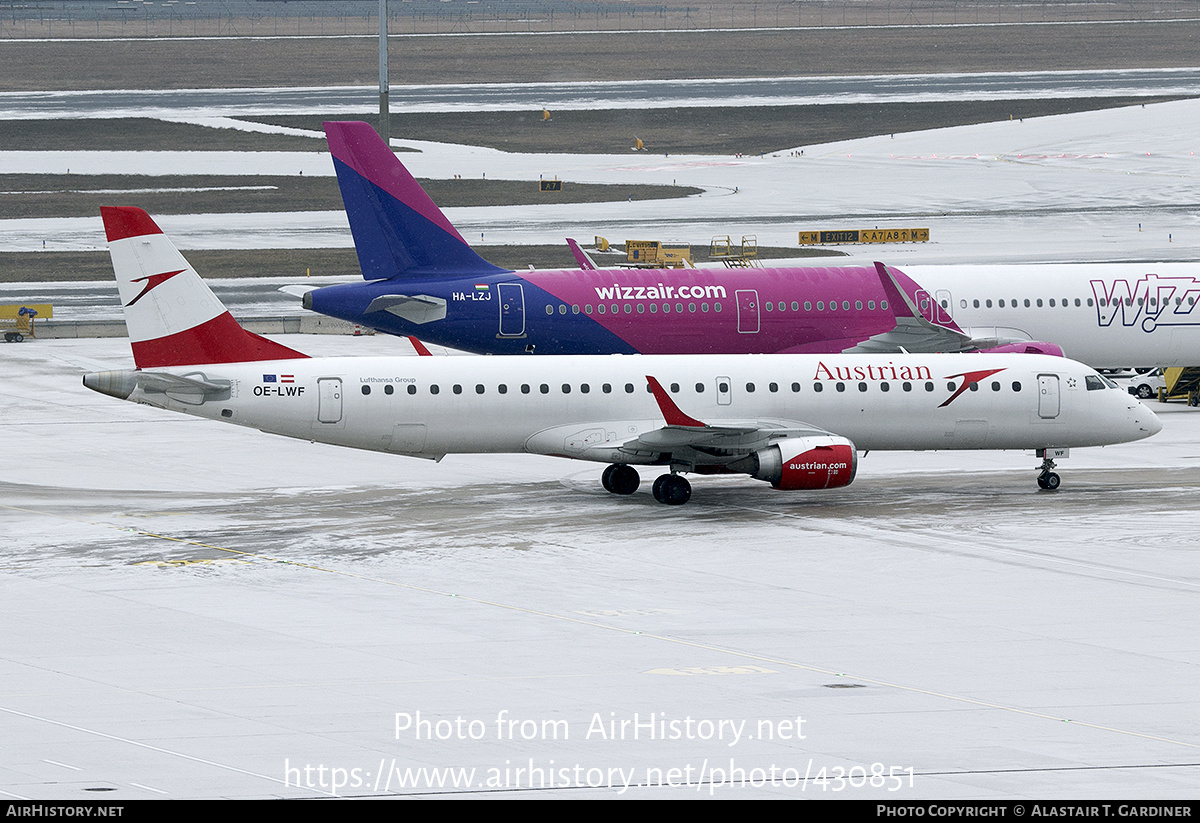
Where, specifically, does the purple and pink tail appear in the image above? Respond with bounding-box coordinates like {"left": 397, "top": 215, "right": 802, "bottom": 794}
{"left": 324, "top": 121, "right": 509, "bottom": 281}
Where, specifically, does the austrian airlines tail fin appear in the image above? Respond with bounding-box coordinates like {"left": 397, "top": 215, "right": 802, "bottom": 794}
{"left": 102, "top": 207, "right": 307, "bottom": 369}
{"left": 323, "top": 121, "right": 510, "bottom": 281}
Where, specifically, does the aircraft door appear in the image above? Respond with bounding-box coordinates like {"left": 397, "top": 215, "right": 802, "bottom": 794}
{"left": 498, "top": 283, "right": 525, "bottom": 337}
{"left": 318, "top": 378, "right": 343, "bottom": 423}
{"left": 1038, "top": 374, "right": 1060, "bottom": 419}
{"left": 935, "top": 289, "right": 954, "bottom": 323}
{"left": 736, "top": 289, "right": 760, "bottom": 333}
{"left": 716, "top": 376, "right": 732, "bottom": 405}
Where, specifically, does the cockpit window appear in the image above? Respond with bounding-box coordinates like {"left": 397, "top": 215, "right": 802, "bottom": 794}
{"left": 1085, "top": 375, "right": 1107, "bottom": 391}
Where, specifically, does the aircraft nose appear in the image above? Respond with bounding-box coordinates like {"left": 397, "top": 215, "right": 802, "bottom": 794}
{"left": 1134, "top": 401, "right": 1163, "bottom": 438}
{"left": 1144, "top": 406, "right": 1164, "bottom": 436}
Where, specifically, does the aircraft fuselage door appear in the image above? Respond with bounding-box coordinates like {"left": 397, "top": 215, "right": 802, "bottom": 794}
{"left": 318, "top": 377, "right": 343, "bottom": 423}
{"left": 736, "top": 289, "right": 760, "bottom": 333}
{"left": 935, "top": 289, "right": 954, "bottom": 323}
{"left": 1038, "top": 374, "right": 1060, "bottom": 419}
{"left": 716, "top": 376, "right": 732, "bottom": 405}
{"left": 498, "top": 282, "right": 525, "bottom": 337}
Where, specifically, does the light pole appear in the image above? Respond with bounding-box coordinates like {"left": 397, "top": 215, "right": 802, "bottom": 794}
{"left": 379, "top": 0, "right": 389, "bottom": 144}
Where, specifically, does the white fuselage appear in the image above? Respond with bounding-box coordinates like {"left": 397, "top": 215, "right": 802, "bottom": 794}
{"left": 906, "top": 262, "right": 1200, "bottom": 368}
{"left": 112, "top": 352, "right": 1158, "bottom": 464}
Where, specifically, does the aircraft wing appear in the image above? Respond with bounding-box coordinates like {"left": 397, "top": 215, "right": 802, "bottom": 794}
{"left": 620, "top": 419, "right": 829, "bottom": 452}
{"left": 524, "top": 376, "right": 838, "bottom": 465}
{"left": 844, "top": 261, "right": 976, "bottom": 354}
{"left": 611, "top": 376, "right": 834, "bottom": 458}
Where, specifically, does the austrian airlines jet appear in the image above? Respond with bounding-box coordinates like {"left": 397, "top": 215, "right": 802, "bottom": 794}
{"left": 85, "top": 207, "right": 1160, "bottom": 504}
{"left": 303, "top": 122, "right": 1057, "bottom": 358}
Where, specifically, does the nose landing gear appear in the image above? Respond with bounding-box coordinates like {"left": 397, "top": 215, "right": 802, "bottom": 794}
{"left": 1036, "top": 455, "right": 1061, "bottom": 491}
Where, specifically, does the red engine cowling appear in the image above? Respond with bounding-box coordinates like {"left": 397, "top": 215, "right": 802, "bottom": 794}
{"left": 740, "top": 436, "right": 857, "bottom": 490}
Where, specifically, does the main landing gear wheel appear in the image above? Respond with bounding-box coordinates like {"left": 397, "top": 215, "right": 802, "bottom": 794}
{"left": 602, "top": 464, "right": 640, "bottom": 496}
{"left": 652, "top": 474, "right": 692, "bottom": 505}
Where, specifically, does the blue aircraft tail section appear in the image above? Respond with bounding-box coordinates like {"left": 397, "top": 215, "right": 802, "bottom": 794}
{"left": 324, "top": 121, "right": 509, "bottom": 280}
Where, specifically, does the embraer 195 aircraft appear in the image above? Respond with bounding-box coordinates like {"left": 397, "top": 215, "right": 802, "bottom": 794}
{"left": 302, "top": 122, "right": 1058, "bottom": 358}
{"left": 84, "top": 207, "right": 1160, "bottom": 504}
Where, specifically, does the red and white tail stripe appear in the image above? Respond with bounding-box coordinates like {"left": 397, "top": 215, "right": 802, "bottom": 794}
{"left": 102, "top": 207, "right": 307, "bottom": 369}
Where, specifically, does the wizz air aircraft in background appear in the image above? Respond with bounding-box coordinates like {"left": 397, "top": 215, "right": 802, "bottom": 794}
{"left": 302, "top": 122, "right": 1059, "bottom": 358}
{"left": 85, "top": 207, "right": 1160, "bottom": 504}
{"left": 902, "top": 262, "right": 1200, "bottom": 370}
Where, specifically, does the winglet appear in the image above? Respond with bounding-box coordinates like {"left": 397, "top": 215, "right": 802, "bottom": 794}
{"left": 566, "top": 238, "right": 598, "bottom": 270}
{"left": 874, "top": 261, "right": 917, "bottom": 319}
{"left": 323, "top": 121, "right": 509, "bottom": 281}
{"left": 646, "top": 376, "right": 706, "bottom": 428}
{"left": 102, "top": 207, "right": 308, "bottom": 369}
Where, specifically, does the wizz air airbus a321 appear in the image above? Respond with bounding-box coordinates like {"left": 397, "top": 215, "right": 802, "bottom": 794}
{"left": 303, "top": 122, "right": 1057, "bottom": 358}
{"left": 85, "top": 207, "right": 1159, "bottom": 504}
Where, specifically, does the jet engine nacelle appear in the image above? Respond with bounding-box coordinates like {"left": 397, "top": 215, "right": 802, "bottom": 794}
{"left": 736, "top": 436, "right": 858, "bottom": 490}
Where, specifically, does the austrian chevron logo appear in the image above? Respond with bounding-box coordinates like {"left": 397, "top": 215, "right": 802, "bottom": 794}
{"left": 125, "top": 269, "right": 186, "bottom": 307}
{"left": 938, "top": 368, "right": 1007, "bottom": 407}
